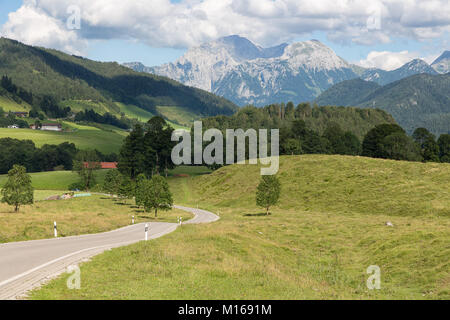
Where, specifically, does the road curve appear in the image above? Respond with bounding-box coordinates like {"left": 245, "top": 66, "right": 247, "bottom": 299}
{"left": 0, "top": 205, "right": 219, "bottom": 300}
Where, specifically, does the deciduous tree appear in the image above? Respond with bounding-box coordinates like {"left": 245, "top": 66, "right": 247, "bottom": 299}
{"left": 1, "top": 165, "right": 34, "bottom": 212}
{"left": 256, "top": 175, "right": 281, "bottom": 215}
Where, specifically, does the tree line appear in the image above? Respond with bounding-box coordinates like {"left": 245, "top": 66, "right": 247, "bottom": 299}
{"left": 200, "top": 103, "right": 450, "bottom": 165}
{"left": 0, "top": 137, "right": 118, "bottom": 174}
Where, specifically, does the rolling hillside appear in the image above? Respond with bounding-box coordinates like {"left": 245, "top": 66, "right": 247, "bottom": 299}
{"left": 30, "top": 155, "right": 450, "bottom": 299}
{"left": 0, "top": 37, "right": 238, "bottom": 125}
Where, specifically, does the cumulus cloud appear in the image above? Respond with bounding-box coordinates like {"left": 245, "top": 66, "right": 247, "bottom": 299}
{"left": 1, "top": 2, "right": 87, "bottom": 54}
{"left": 1, "top": 0, "right": 449, "bottom": 55}
{"left": 357, "top": 50, "right": 421, "bottom": 70}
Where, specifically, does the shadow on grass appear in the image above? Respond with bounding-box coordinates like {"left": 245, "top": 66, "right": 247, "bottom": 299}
{"left": 114, "top": 202, "right": 129, "bottom": 206}
{"left": 244, "top": 213, "right": 271, "bottom": 217}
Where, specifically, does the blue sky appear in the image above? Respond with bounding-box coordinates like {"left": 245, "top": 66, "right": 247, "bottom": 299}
{"left": 1, "top": 0, "right": 448, "bottom": 69}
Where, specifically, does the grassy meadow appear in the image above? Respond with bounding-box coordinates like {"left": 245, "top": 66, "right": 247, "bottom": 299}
{"left": 0, "top": 169, "right": 110, "bottom": 191}
{"left": 0, "top": 127, "right": 125, "bottom": 154}
{"left": 29, "top": 155, "right": 450, "bottom": 300}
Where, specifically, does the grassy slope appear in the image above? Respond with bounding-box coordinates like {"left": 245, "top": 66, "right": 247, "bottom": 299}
{"left": 0, "top": 127, "right": 124, "bottom": 154}
{"left": 0, "top": 94, "right": 30, "bottom": 112}
{"left": 156, "top": 106, "right": 199, "bottom": 128}
{"left": 30, "top": 156, "right": 450, "bottom": 300}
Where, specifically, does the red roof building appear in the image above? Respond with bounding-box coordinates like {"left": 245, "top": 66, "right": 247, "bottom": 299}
{"left": 83, "top": 162, "right": 118, "bottom": 169}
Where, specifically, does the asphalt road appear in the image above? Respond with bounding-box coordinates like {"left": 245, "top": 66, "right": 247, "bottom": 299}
{"left": 0, "top": 205, "right": 219, "bottom": 300}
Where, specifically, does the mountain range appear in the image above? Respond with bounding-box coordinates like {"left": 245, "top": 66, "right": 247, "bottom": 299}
{"left": 315, "top": 74, "right": 450, "bottom": 136}
{"left": 124, "top": 36, "right": 449, "bottom": 107}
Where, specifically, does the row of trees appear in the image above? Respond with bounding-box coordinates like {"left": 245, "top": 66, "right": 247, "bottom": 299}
{"left": 0, "top": 138, "right": 77, "bottom": 174}
{"left": 102, "top": 169, "right": 173, "bottom": 217}
{"left": 362, "top": 124, "right": 450, "bottom": 163}
{"left": 0, "top": 138, "right": 118, "bottom": 175}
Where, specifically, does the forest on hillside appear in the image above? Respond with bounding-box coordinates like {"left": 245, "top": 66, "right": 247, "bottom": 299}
{"left": 0, "top": 38, "right": 238, "bottom": 119}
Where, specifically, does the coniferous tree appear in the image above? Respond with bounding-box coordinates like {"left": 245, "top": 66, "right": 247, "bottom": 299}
{"left": 118, "top": 124, "right": 146, "bottom": 179}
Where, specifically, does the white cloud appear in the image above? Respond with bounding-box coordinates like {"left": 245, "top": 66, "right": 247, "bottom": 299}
{"left": 1, "top": 0, "right": 449, "bottom": 54}
{"left": 1, "top": 2, "right": 87, "bottom": 54}
{"left": 357, "top": 50, "right": 419, "bottom": 70}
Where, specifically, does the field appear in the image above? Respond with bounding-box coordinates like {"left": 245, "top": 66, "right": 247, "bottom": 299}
{"left": 0, "top": 127, "right": 125, "bottom": 154}
{"left": 0, "top": 170, "right": 109, "bottom": 191}
{"left": 29, "top": 156, "right": 450, "bottom": 300}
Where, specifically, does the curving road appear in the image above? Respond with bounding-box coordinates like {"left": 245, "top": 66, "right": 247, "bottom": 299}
{"left": 0, "top": 205, "right": 219, "bottom": 300}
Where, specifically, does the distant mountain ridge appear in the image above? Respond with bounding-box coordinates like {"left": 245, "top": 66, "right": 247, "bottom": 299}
{"left": 125, "top": 35, "right": 357, "bottom": 106}
{"left": 315, "top": 73, "right": 450, "bottom": 136}
{"left": 124, "top": 35, "right": 448, "bottom": 107}
{"left": 360, "top": 59, "right": 439, "bottom": 86}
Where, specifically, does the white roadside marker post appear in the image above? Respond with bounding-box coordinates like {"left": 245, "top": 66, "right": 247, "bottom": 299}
{"left": 180, "top": 217, "right": 183, "bottom": 225}
{"left": 145, "top": 223, "right": 149, "bottom": 241}
{"left": 132, "top": 216, "right": 135, "bottom": 224}
{"left": 54, "top": 221, "right": 57, "bottom": 238}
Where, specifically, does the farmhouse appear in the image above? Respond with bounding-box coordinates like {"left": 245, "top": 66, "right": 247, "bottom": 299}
{"left": 12, "top": 112, "right": 28, "bottom": 118}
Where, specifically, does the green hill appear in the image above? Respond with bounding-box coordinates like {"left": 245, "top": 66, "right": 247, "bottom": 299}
{"left": 30, "top": 156, "right": 450, "bottom": 299}
{"left": 0, "top": 37, "right": 238, "bottom": 124}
